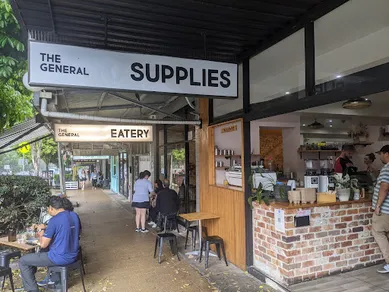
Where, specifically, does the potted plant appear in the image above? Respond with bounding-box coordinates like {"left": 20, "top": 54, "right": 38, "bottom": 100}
{"left": 334, "top": 174, "right": 359, "bottom": 201}
{"left": 247, "top": 171, "right": 272, "bottom": 208}
{"left": 348, "top": 123, "right": 369, "bottom": 142}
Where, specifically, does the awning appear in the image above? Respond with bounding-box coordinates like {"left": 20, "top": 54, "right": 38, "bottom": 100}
{"left": 10, "top": 0, "right": 347, "bottom": 62}
{"left": 0, "top": 118, "right": 52, "bottom": 154}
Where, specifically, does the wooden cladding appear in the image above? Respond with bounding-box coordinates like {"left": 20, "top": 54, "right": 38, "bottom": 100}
{"left": 198, "top": 99, "right": 246, "bottom": 270}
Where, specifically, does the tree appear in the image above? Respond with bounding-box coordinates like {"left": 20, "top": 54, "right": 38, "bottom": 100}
{"left": 40, "top": 137, "right": 58, "bottom": 171}
{"left": 0, "top": 0, "right": 34, "bottom": 131}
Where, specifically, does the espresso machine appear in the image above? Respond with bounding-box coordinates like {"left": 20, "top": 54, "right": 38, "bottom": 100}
{"left": 318, "top": 157, "right": 336, "bottom": 192}
{"left": 304, "top": 159, "right": 319, "bottom": 189}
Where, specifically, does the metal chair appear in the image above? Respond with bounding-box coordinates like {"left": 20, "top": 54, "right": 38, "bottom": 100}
{"left": 199, "top": 227, "right": 228, "bottom": 269}
{"left": 184, "top": 222, "right": 198, "bottom": 250}
{"left": 0, "top": 267, "right": 15, "bottom": 292}
{"left": 43, "top": 260, "right": 86, "bottom": 292}
{"left": 0, "top": 250, "right": 20, "bottom": 291}
{"left": 153, "top": 216, "right": 180, "bottom": 264}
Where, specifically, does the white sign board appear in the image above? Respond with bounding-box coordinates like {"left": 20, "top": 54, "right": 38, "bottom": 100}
{"left": 29, "top": 42, "right": 238, "bottom": 97}
{"left": 72, "top": 156, "right": 110, "bottom": 160}
{"left": 275, "top": 209, "right": 285, "bottom": 233}
{"left": 3, "top": 165, "right": 10, "bottom": 170}
{"left": 54, "top": 124, "right": 153, "bottom": 142}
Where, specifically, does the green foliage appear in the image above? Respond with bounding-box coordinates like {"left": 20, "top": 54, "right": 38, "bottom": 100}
{"left": 0, "top": 0, "right": 34, "bottom": 131}
{"left": 247, "top": 174, "right": 271, "bottom": 208}
{"left": 172, "top": 148, "right": 185, "bottom": 161}
{"left": 40, "top": 137, "right": 58, "bottom": 167}
{"left": 65, "top": 174, "right": 73, "bottom": 181}
{"left": 0, "top": 175, "right": 51, "bottom": 233}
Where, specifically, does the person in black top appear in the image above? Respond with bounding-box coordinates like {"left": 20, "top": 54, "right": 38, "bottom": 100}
{"left": 148, "top": 179, "right": 163, "bottom": 228}
{"left": 156, "top": 179, "right": 180, "bottom": 230}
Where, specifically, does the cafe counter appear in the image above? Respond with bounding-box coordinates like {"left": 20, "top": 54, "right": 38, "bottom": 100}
{"left": 252, "top": 198, "right": 384, "bottom": 286}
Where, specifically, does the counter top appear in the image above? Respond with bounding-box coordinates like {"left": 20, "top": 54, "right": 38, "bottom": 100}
{"left": 214, "top": 184, "right": 243, "bottom": 192}
{"left": 265, "top": 197, "right": 372, "bottom": 209}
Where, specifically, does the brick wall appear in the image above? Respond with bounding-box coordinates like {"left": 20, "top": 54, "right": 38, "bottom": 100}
{"left": 252, "top": 202, "right": 383, "bottom": 286}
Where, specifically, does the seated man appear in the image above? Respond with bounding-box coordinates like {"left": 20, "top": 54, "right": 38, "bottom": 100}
{"left": 19, "top": 196, "right": 81, "bottom": 292}
{"left": 156, "top": 179, "right": 180, "bottom": 230}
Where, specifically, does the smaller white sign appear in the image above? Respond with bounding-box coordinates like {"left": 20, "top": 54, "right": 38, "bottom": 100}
{"left": 3, "top": 165, "right": 10, "bottom": 170}
{"left": 73, "top": 156, "right": 110, "bottom": 160}
{"left": 275, "top": 209, "right": 285, "bottom": 233}
{"left": 296, "top": 209, "right": 311, "bottom": 217}
{"left": 54, "top": 124, "right": 153, "bottom": 142}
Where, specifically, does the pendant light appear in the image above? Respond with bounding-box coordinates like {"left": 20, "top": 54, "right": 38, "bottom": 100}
{"left": 342, "top": 97, "right": 372, "bottom": 110}
{"left": 308, "top": 119, "right": 324, "bottom": 129}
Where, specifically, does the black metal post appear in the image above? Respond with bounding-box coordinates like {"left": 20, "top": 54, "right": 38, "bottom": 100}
{"left": 208, "top": 99, "right": 214, "bottom": 124}
{"left": 163, "top": 125, "right": 168, "bottom": 179}
{"left": 184, "top": 124, "right": 190, "bottom": 213}
{"left": 242, "top": 58, "right": 253, "bottom": 268}
{"left": 155, "top": 125, "right": 160, "bottom": 180}
{"left": 304, "top": 21, "right": 315, "bottom": 97}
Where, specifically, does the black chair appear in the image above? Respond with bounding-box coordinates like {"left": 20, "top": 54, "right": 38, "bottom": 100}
{"left": 159, "top": 213, "right": 180, "bottom": 233}
{"left": 0, "top": 267, "right": 15, "bottom": 292}
{"left": 0, "top": 250, "right": 20, "bottom": 291}
{"left": 184, "top": 222, "right": 198, "bottom": 250}
{"left": 43, "top": 260, "right": 86, "bottom": 292}
{"left": 78, "top": 246, "right": 86, "bottom": 275}
{"left": 199, "top": 227, "right": 228, "bottom": 269}
{"left": 153, "top": 216, "right": 180, "bottom": 264}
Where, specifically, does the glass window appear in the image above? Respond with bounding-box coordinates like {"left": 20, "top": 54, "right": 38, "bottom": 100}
{"left": 167, "top": 125, "right": 185, "bottom": 143}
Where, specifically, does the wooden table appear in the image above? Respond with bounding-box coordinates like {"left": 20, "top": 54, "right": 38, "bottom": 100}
{"left": 180, "top": 212, "right": 220, "bottom": 257}
{"left": 0, "top": 237, "right": 36, "bottom": 252}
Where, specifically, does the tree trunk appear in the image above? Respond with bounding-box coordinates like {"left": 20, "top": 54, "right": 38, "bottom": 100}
{"left": 31, "top": 141, "right": 42, "bottom": 176}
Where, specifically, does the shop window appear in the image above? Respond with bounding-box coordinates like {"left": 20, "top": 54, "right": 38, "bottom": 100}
{"left": 250, "top": 29, "right": 305, "bottom": 104}
{"left": 315, "top": 0, "right": 389, "bottom": 85}
{"left": 167, "top": 125, "right": 185, "bottom": 144}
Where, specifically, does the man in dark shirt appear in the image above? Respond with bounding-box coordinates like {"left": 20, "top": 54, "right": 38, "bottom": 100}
{"left": 19, "top": 196, "right": 80, "bottom": 292}
{"left": 335, "top": 144, "right": 357, "bottom": 175}
{"left": 156, "top": 179, "right": 180, "bottom": 215}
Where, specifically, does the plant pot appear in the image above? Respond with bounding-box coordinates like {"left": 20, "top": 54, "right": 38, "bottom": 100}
{"left": 337, "top": 188, "right": 350, "bottom": 202}
{"left": 274, "top": 185, "right": 291, "bottom": 202}
{"left": 288, "top": 190, "right": 301, "bottom": 204}
{"left": 8, "top": 229, "right": 17, "bottom": 242}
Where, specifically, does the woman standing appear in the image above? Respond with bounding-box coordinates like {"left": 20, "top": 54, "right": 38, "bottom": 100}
{"left": 79, "top": 169, "right": 87, "bottom": 190}
{"left": 365, "top": 153, "right": 379, "bottom": 180}
{"left": 132, "top": 170, "right": 156, "bottom": 233}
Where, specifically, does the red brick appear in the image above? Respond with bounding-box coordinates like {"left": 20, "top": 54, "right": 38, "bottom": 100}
{"left": 347, "top": 246, "right": 358, "bottom": 252}
{"left": 348, "top": 221, "right": 359, "bottom": 228}
{"left": 302, "top": 247, "right": 315, "bottom": 254}
{"left": 295, "top": 228, "right": 309, "bottom": 235}
{"left": 329, "top": 256, "right": 341, "bottom": 262}
{"left": 353, "top": 227, "right": 364, "bottom": 233}
{"left": 322, "top": 237, "right": 335, "bottom": 244}
{"left": 335, "top": 210, "right": 346, "bottom": 216}
{"left": 329, "top": 217, "right": 340, "bottom": 224}
{"left": 282, "top": 235, "right": 301, "bottom": 243}
{"left": 353, "top": 251, "right": 364, "bottom": 257}
{"left": 295, "top": 242, "right": 308, "bottom": 249}
{"left": 316, "top": 245, "right": 328, "bottom": 252}
{"left": 271, "top": 232, "right": 281, "bottom": 240}
{"left": 348, "top": 234, "right": 358, "bottom": 240}
{"left": 353, "top": 214, "right": 364, "bottom": 220}
{"left": 348, "top": 259, "right": 359, "bottom": 265}
{"left": 365, "top": 249, "right": 375, "bottom": 256}
{"left": 310, "top": 226, "right": 322, "bottom": 232}
{"left": 360, "top": 256, "right": 370, "bottom": 262}
{"left": 341, "top": 216, "right": 353, "bottom": 222}
{"left": 277, "top": 241, "right": 293, "bottom": 249}
{"left": 328, "top": 230, "right": 341, "bottom": 236}
{"left": 336, "top": 260, "right": 347, "bottom": 267}
{"left": 371, "top": 254, "right": 383, "bottom": 261}
{"left": 335, "top": 235, "right": 347, "bottom": 242}
{"left": 277, "top": 254, "right": 293, "bottom": 264}
{"left": 370, "top": 243, "right": 379, "bottom": 249}
{"left": 285, "top": 216, "right": 294, "bottom": 222}
{"left": 267, "top": 250, "right": 276, "bottom": 258}
{"left": 359, "top": 220, "right": 370, "bottom": 226}
{"left": 335, "top": 248, "right": 346, "bottom": 254}
{"left": 310, "top": 266, "right": 323, "bottom": 273}
{"left": 311, "top": 213, "right": 321, "bottom": 219}
{"left": 316, "top": 232, "right": 328, "bottom": 238}
{"left": 341, "top": 241, "right": 352, "bottom": 247}
{"left": 347, "top": 209, "right": 358, "bottom": 215}
{"left": 329, "top": 243, "right": 341, "bottom": 249}
{"left": 257, "top": 222, "right": 266, "bottom": 228}
{"left": 285, "top": 249, "right": 301, "bottom": 257}
{"left": 283, "top": 263, "right": 302, "bottom": 271}
{"left": 295, "top": 255, "right": 309, "bottom": 263}
{"left": 335, "top": 223, "right": 347, "bottom": 229}
{"left": 302, "top": 260, "right": 315, "bottom": 268}
{"left": 317, "top": 271, "right": 330, "bottom": 278}
{"left": 323, "top": 250, "right": 334, "bottom": 257}
{"left": 266, "top": 212, "right": 274, "bottom": 218}
{"left": 365, "top": 213, "right": 373, "bottom": 219}
{"left": 360, "top": 244, "right": 369, "bottom": 250}
{"left": 330, "top": 205, "right": 341, "bottom": 210}
{"left": 359, "top": 207, "right": 369, "bottom": 213}
{"left": 323, "top": 263, "right": 335, "bottom": 270}
{"left": 303, "top": 234, "right": 315, "bottom": 240}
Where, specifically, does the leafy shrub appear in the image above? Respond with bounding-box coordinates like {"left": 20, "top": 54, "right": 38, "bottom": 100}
{"left": 0, "top": 176, "right": 51, "bottom": 234}
{"left": 53, "top": 174, "right": 60, "bottom": 182}
{"left": 65, "top": 174, "right": 73, "bottom": 181}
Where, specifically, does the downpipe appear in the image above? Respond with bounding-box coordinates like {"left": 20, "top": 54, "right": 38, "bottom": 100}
{"left": 40, "top": 98, "right": 201, "bottom": 125}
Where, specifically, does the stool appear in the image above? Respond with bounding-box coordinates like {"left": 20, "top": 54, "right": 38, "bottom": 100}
{"left": 154, "top": 233, "right": 180, "bottom": 264}
{"left": 0, "top": 267, "right": 15, "bottom": 292}
{"left": 160, "top": 213, "right": 180, "bottom": 233}
{"left": 184, "top": 224, "right": 198, "bottom": 250}
{"left": 0, "top": 250, "right": 20, "bottom": 291}
{"left": 44, "top": 260, "right": 86, "bottom": 292}
{"left": 199, "top": 227, "right": 228, "bottom": 269}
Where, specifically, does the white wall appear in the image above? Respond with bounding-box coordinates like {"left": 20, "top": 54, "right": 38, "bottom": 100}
{"left": 213, "top": 64, "right": 243, "bottom": 117}
{"left": 250, "top": 113, "right": 305, "bottom": 179}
